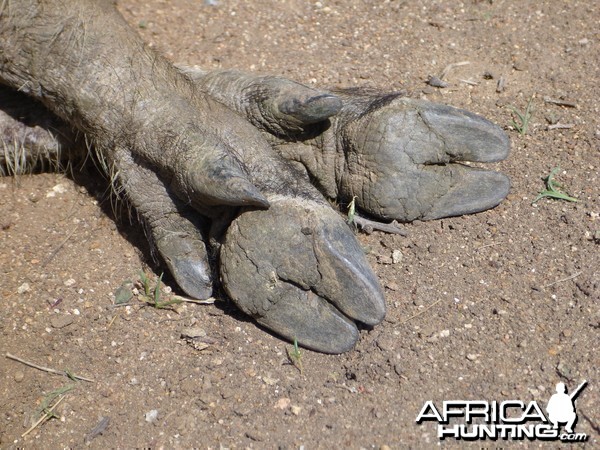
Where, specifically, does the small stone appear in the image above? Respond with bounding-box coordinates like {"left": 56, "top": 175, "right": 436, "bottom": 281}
{"left": 512, "top": 59, "right": 529, "bottom": 71}
{"left": 376, "top": 335, "right": 395, "bottom": 352}
{"left": 428, "top": 244, "right": 441, "bottom": 254}
{"left": 413, "top": 297, "right": 426, "bottom": 307}
{"left": 14, "top": 371, "right": 24, "bottom": 382}
{"left": 64, "top": 278, "right": 76, "bottom": 287}
{"left": 234, "top": 404, "right": 253, "bottom": 417}
{"left": 114, "top": 283, "right": 133, "bottom": 305}
{"left": 439, "top": 329, "right": 450, "bottom": 338}
{"left": 528, "top": 387, "right": 540, "bottom": 397}
{"left": 290, "top": 405, "right": 302, "bottom": 415}
{"left": 17, "top": 283, "right": 31, "bottom": 294}
{"left": 385, "top": 281, "right": 399, "bottom": 291}
{"left": 466, "top": 354, "right": 479, "bottom": 361}
{"left": 46, "top": 184, "right": 67, "bottom": 197}
{"left": 377, "top": 255, "right": 393, "bottom": 265}
{"left": 262, "top": 376, "right": 279, "bottom": 386}
{"left": 274, "top": 398, "right": 291, "bottom": 410}
{"left": 496, "top": 77, "right": 506, "bottom": 93}
{"left": 180, "top": 327, "right": 206, "bottom": 339}
{"left": 245, "top": 430, "right": 264, "bottom": 441}
{"left": 392, "top": 250, "right": 403, "bottom": 264}
{"left": 50, "top": 315, "right": 74, "bottom": 329}
{"left": 145, "top": 409, "right": 159, "bottom": 423}
{"left": 556, "top": 361, "right": 572, "bottom": 379}
{"left": 427, "top": 75, "right": 449, "bottom": 88}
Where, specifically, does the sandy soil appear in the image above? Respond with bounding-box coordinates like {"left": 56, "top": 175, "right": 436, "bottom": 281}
{"left": 1, "top": 0, "right": 598, "bottom": 448}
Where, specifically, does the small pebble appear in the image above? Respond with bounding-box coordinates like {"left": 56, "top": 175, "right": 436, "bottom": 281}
{"left": 427, "top": 75, "right": 449, "bottom": 88}
{"left": 466, "top": 354, "right": 479, "bottom": 361}
{"left": 378, "top": 255, "right": 393, "bottom": 265}
{"left": 17, "top": 283, "right": 31, "bottom": 294}
{"left": 262, "top": 376, "right": 279, "bottom": 386}
{"left": 245, "top": 430, "right": 264, "bottom": 441}
{"left": 392, "top": 250, "right": 403, "bottom": 264}
{"left": 556, "top": 361, "right": 573, "bottom": 379}
{"left": 14, "top": 371, "right": 25, "bottom": 382}
{"left": 496, "top": 77, "right": 506, "bottom": 93}
{"left": 385, "top": 281, "right": 399, "bottom": 291}
{"left": 274, "top": 398, "right": 291, "bottom": 410}
{"left": 46, "top": 184, "right": 67, "bottom": 197}
{"left": 145, "top": 409, "right": 159, "bottom": 423}
{"left": 512, "top": 59, "right": 529, "bottom": 71}
{"left": 529, "top": 388, "right": 540, "bottom": 397}
{"left": 180, "top": 327, "right": 207, "bottom": 339}
{"left": 428, "top": 244, "right": 441, "bottom": 254}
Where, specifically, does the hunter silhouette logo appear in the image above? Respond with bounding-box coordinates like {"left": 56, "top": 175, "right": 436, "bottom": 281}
{"left": 546, "top": 380, "right": 587, "bottom": 434}
{"left": 416, "top": 380, "right": 589, "bottom": 442}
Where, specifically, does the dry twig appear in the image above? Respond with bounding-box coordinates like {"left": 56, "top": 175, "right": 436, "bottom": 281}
{"left": 543, "top": 272, "right": 582, "bottom": 289}
{"left": 547, "top": 123, "right": 575, "bottom": 130}
{"left": 543, "top": 97, "right": 578, "bottom": 108}
{"left": 21, "top": 395, "right": 65, "bottom": 438}
{"left": 475, "top": 241, "right": 505, "bottom": 251}
{"left": 398, "top": 298, "right": 443, "bottom": 326}
{"left": 5, "top": 353, "right": 94, "bottom": 383}
{"left": 171, "top": 295, "right": 216, "bottom": 305}
{"left": 41, "top": 225, "right": 79, "bottom": 268}
{"left": 354, "top": 215, "right": 407, "bottom": 236}
{"left": 440, "top": 61, "right": 470, "bottom": 79}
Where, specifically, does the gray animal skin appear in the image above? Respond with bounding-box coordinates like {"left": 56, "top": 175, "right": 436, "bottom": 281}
{"left": 0, "top": 0, "right": 509, "bottom": 353}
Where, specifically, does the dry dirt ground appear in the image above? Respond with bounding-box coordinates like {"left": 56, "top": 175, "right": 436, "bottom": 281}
{"left": 1, "top": 0, "right": 598, "bottom": 448}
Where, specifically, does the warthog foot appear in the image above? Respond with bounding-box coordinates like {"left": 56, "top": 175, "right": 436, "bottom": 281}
{"left": 0, "top": 1, "right": 509, "bottom": 352}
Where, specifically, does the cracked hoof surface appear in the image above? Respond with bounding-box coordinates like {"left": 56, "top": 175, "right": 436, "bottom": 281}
{"left": 339, "top": 97, "right": 511, "bottom": 221}
{"left": 220, "top": 197, "right": 385, "bottom": 353}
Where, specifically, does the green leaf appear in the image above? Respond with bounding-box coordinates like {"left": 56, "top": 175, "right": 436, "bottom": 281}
{"left": 532, "top": 167, "right": 579, "bottom": 204}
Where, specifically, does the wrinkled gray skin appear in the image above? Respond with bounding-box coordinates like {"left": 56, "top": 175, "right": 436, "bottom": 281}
{"left": 0, "top": 0, "right": 509, "bottom": 353}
